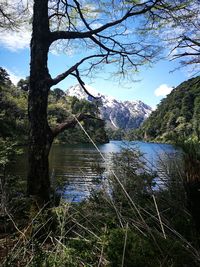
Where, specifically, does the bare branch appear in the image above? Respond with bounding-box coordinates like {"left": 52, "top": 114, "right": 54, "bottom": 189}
{"left": 50, "top": 0, "right": 160, "bottom": 43}
{"left": 50, "top": 54, "right": 107, "bottom": 86}
{"left": 182, "top": 36, "right": 200, "bottom": 48}
{"left": 48, "top": 12, "right": 66, "bottom": 20}
{"left": 172, "top": 52, "right": 200, "bottom": 59}
{"left": 52, "top": 113, "right": 102, "bottom": 137}
{"left": 73, "top": 0, "right": 92, "bottom": 31}
{"left": 71, "top": 69, "right": 101, "bottom": 99}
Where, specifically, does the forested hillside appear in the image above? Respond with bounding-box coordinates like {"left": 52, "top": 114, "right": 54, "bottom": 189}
{"left": 0, "top": 68, "right": 108, "bottom": 144}
{"left": 139, "top": 76, "right": 200, "bottom": 142}
{"left": 48, "top": 89, "right": 109, "bottom": 144}
{"left": 0, "top": 68, "right": 28, "bottom": 141}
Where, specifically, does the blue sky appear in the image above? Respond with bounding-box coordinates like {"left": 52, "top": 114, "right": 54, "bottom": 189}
{"left": 0, "top": 32, "right": 189, "bottom": 109}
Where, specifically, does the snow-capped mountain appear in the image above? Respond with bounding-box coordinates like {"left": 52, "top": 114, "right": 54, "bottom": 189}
{"left": 66, "top": 84, "right": 152, "bottom": 130}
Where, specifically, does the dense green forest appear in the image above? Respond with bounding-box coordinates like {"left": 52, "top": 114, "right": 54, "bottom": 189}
{"left": 136, "top": 76, "right": 200, "bottom": 142}
{"left": 0, "top": 68, "right": 28, "bottom": 141}
{"left": 0, "top": 67, "right": 108, "bottom": 144}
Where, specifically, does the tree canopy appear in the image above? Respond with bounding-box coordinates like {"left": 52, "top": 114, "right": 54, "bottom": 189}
{"left": 0, "top": 0, "right": 29, "bottom": 30}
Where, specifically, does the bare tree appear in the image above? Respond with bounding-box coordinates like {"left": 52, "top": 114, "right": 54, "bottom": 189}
{"left": 26, "top": 0, "right": 194, "bottom": 204}
{"left": 140, "top": 0, "right": 200, "bottom": 70}
{"left": 170, "top": 1, "right": 200, "bottom": 68}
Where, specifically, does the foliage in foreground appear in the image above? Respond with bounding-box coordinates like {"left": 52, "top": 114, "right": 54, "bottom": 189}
{"left": 1, "top": 145, "right": 200, "bottom": 266}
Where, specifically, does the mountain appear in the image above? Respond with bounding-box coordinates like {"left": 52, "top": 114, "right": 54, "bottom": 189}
{"left": 66, "top": 84, "right": 152, "bottom": 130}
{"left": 140, "top": 76, "right": 200, "bottom": 142}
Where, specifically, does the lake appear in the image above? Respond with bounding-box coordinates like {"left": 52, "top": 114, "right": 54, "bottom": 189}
{"left": 12, "top": 140, "right": 179, "bottom": 202}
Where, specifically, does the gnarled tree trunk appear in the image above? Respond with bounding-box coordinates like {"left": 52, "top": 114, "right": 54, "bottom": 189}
{"left": 27, "top": 0, "right": 52, "bottom": 203}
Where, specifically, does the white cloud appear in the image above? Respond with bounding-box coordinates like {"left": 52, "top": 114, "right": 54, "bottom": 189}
{"left": 5, "top": 68, "right": 24, "bottom": 85}
{"left": 154, "top": 84, "right": 173, "bottom": 97}
{"left": 90, "top": 22, "right": 103, "bottom": 29}
{"left": 0, "top": 27, "right": 31, "bottom": 51}
{"left": 0, "top": 0, "right": 32, "bottom": 51}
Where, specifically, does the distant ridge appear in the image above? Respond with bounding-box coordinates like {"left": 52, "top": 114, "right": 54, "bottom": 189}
{"left": 66, "top": 84, "right": 152, "bottom": 130}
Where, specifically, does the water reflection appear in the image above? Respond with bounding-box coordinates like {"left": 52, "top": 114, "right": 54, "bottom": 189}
{"left": 11, "top": 141, "right": 178, "bottom": 202}
{"left": 49, "top": 144, "right": 106, "bottom": 202}
{"left": 49, "top": 141, "right": 178, "bottom": 201}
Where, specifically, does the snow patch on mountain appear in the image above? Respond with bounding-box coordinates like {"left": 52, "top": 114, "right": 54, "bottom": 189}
{"left": 67, "top": 84, "right": 100, "bottom": 99}
{"left": 66, "top": 84, "right": 152, "bottom": 130}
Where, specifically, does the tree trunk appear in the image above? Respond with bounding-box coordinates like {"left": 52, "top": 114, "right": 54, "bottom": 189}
{"left": 27, "top": 0, "right": 53, "bottom": 204}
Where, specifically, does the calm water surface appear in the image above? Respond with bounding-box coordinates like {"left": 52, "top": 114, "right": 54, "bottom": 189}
{"left": 13, "top": 141, "right": 178, "bottom": 201}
